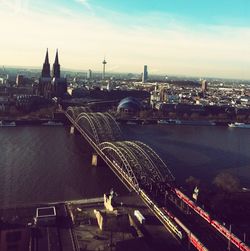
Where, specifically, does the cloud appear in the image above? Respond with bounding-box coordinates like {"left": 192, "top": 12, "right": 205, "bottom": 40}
{"left": 0, "top": 0, "right": 30, "bottom": 14}
{"left": 74, "top": 0, "right": 92, "bottom": 11}
{"left": 0, "top": 2, "right": 250, "bottom": 79}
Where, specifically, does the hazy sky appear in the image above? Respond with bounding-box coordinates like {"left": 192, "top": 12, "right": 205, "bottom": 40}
{"left": 1, "top": 0, "right": 250, "bottom": 79}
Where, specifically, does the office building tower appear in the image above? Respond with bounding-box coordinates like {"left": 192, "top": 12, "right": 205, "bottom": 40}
{"left": 201, "top": 80, "right": 208, "bottom": 92}
{"left": 142, "top": 65, "right": 148, "bottom": 83}
{"left": 16, "top": 74, "right": 25, "bottom": 86}
{"left": 87, "top": 69, "right": 92, "bottom": 80}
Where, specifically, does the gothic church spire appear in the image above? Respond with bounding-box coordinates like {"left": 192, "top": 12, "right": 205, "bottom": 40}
{"left": 41, "top": 48, "right": 51, "bottom": 78}
{"left": 52, "top": 49, "right": 60, "bottom": 78}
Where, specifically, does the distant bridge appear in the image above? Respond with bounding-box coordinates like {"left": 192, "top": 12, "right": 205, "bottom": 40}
{"left": 64, "top": 106, "right": 250, "bottom": 251}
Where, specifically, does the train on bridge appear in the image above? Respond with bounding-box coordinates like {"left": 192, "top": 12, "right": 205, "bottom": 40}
{"left": 64, "top": 107, "right": 250, "bottom": 251}
{"left": 174, "top": 188, "right": 250, "bottom": 251}
{"left": 140, "top": 189, "right": 209, "bottom": 251}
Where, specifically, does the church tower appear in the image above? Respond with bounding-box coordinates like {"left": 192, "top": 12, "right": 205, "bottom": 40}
{"left": 39, "top": 48, "right": 52, "bottom": 97}
{"left": 41, "top": 48, "right": 51, "bottom": 78}
{"left": 52, "top": 49, "right": 60, "bottom": 78}
{"left": 51, "top": 49, "right": 67, "bottom": 98}
{"left": 38, "top": 48, "right": 67, "bottom": 98}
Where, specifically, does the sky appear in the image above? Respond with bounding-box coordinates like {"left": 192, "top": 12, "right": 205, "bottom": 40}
{"left": 1, "top": 0, "right": 250, "bottom": 79}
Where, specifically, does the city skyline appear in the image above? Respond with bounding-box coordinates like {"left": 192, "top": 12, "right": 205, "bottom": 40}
{"left": 1, "top": 0, "right": 250, "bottom": 79}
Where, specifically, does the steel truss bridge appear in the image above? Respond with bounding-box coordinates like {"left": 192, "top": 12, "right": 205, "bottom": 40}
{"left": 65, "top": 106, "right": 249, "bottom": 251}
{"left": 66, "top": 106, "right": 174, "bottom": 191}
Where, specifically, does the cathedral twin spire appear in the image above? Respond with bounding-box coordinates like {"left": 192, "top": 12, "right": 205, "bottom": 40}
{"left": 41, "top": 48, "right": 50, "bottom": 78}
{"left": 52, "top": 49, "right": 60, "bottom": 78}
{"left": 41, "top": 49, "right": 60, "bottom": 78}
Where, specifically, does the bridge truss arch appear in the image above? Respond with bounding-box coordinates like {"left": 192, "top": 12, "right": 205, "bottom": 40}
{"left": 99, "top": 141, "right": 174, "bottom": 191}
{"left": 66, "top": 106, "right": 92, "bottom": 120}
{"left": 75, "top": 112, "right": 123, "bottom": 144}
{"left": 134, "top": 141, "right": 175, "bottom": 183}
{"left": 65, "top": 108, "right": 174, "bottom": 190}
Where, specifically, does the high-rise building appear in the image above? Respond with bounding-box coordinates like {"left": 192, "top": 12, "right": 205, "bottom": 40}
{"left": 142, "top": 65, "right": 148, "bottom": 83}
{"left": 201, "top": 80, "right": 208, "bottom": 92}
{"left": 16, "top": 74, "right": 25, "bottom": 86}
{"left": 87, "top": 69, "right": 92, "bottom": 80}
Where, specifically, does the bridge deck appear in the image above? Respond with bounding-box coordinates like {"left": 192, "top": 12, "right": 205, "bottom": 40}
{"left": 65, "top": 110, "right": 249, "bottom": 251}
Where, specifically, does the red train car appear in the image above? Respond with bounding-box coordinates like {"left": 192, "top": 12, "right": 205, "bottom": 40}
{"left": 174, "top": 188, "right": 250, "bottom": 251}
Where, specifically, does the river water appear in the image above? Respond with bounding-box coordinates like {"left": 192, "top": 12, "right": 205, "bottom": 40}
{"left": 0, "top": 124, "right": 249, "bottom": 207}
{"left": 122, "top": 124, "right": 250, "bottom": 185}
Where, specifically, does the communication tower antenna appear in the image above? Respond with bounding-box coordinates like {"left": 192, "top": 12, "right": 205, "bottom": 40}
{"left": 102, "top": 57, "right": 107, "bottom": 80}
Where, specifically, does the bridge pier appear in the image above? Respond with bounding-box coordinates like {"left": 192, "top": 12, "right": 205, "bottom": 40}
{"left": 70, "top": 126, "right": 75, "bottom": 134}
{"left": 91, "top": 153, "right": 99, "bottom": 167}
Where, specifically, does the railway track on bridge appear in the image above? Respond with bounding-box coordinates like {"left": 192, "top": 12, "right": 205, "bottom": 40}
{"left": 64, "top": 108, "right": 250, "bottom": 251}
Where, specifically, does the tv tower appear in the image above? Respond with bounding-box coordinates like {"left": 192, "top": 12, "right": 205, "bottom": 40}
{"left": 102, "top": 58, "right": 107, "bottom": 80}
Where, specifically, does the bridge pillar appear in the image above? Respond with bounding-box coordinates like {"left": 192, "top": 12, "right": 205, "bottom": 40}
{"left": 91, "top": 153, "right": 99, "bottom": 167}
{"left": 70, "top": 126, "right": 75, "bottom": 134}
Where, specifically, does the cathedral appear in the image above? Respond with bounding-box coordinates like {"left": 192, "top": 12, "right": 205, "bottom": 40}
{"left": 39, "top": 49, "right": 67, "bottom": 99}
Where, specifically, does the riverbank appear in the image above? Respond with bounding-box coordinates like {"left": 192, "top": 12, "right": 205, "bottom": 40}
{"left": 0, "top": 111, "right": 67, "bottom": 126}
{"left": 117, "top": 118, "right": 231, "bottom": 126}
{"left": 0, "top": 194, "right": 183, "bottom": 251}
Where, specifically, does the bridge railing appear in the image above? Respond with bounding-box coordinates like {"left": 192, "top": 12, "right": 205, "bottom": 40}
{"left": 65, "top": 110, "right": 250, "bottom": 251}
{"left": 65, "top": 111, "right": 211, "bottom": 250}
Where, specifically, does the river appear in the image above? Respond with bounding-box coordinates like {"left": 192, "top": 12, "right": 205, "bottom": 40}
{"left": 0, "top": 124, "right": 249, "bottom": 207}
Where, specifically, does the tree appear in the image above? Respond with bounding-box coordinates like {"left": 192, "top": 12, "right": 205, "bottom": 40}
{"left": 213, "top": 172, "right": 240, "bottom": 193}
